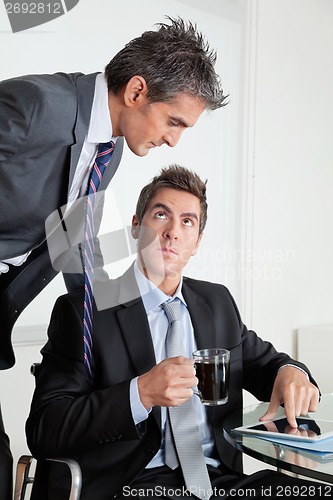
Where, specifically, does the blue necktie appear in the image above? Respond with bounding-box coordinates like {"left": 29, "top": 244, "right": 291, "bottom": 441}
{"left": 83, "top": 141, "right": 115, "bottom": 375}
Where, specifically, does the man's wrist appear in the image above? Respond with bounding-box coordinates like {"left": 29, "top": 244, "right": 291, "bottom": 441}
{"left": 130, "top": 377, "right": 151, "bottom": 425}
{"left": 278, "top": 363, "right": 309, "bottom": 380}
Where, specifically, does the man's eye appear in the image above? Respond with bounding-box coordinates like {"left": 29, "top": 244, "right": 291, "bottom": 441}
{"left": 155, "top": 212, "right": 166, "bottom": 219}
{"left": 170, "top": 121, "right": 180, "bottom": 127}
{"left": 183, "top": 218, "right": 193, "bottom": 226}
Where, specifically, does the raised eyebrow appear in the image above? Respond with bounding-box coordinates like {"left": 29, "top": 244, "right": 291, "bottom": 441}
{"left": 150, "top": 205, "right": 198, "bottom": 221}
{"left": 151, "top": 203, "right": 172, "bottom": 213}
{"left": 182, "top": 212, "right": 198, "bottom": 221}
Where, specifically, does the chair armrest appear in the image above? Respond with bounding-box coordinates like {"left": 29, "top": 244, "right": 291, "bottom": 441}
{"left": 46, "top": 457, "right": 82, "bottom": 500}
{"left": 14, "top": 455, "right": 82, "bottom": 500}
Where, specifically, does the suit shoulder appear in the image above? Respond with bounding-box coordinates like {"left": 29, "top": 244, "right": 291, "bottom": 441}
{"left": 0, "top": 72, "right": 97, "bottom": 106}
{"left": 0, "top": 73, "right": 78, "bottom": 126}
{"left": 1, "top": 71, "right": 84, "bottom": 89}
{"left": 183, "top": 276, "right": 231, "bottom": 297}
{"left": 52, "top": 290, "right": 84, "bottom": 316}
{"left": 183, "top": 276, "right": 243, "bottom": 328}
{"left": 54, "top": 275, "right": 123, "bottom": 312}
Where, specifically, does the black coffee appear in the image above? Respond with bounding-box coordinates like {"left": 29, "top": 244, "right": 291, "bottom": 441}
{"left": 195, "top": 361, "right": 230, "bottom": 405}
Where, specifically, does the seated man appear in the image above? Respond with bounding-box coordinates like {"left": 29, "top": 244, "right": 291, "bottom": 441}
{"left": 26, "top": 165, "right": 325, "bottom": 500}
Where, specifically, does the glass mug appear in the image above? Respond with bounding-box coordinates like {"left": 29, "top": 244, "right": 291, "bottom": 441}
{"left": 193, "top": 348, "right": 230, "bottom": 406}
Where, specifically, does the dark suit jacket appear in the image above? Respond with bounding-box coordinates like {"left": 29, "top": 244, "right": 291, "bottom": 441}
{"left": 26, "top": 265, "right": 316, "bottom": 500}
{"left": 0, "top": 72, "right": 124, "bottom": 369}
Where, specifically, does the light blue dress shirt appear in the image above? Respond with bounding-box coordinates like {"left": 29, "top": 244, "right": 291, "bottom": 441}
{"left": 130, "top": 263, "right": 219, "bottom": 468}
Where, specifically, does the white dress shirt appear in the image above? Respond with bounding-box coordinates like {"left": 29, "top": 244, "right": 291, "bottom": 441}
{"left": 0, "top": 73, "right": 115, "bottom": 274}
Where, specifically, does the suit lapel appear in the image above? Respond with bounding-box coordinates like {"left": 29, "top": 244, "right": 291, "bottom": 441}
{"left": 114, "top": 265, "right": 161, "bottom": 429}
{"left": 68, "top": 71, "right": 123, "bottom": 195}
{"left": 99, "top": 137, "right": 124, "bottom": 191}
{"left": 182, "top": 280, "right": 229, "bottom": 442}
{"left": 117, "top": 303, "right": 156, "bottom": 376}
{"left": 115, "top": 266, "right": 156, "bottom": 377}
{"left": 68, "top": 72, "right": 99, "bottom": 192}
{"left": 182, "top": 280, "right": 217, "bottom": 349}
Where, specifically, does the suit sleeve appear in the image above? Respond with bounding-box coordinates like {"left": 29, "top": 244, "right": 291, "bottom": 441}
{"left": 0, "top": 77, "right": 62, "bottom": 160}
{"left": 26, "top": 294, "right": 141, "bottom": 459}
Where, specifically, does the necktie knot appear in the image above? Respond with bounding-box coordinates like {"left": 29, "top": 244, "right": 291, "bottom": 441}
{"left": 86, "top": 141, "right": 115, "bottom": 196}
{"left": 162, "top": 299, "right": 181, "bottom": 324}
{"left": 96, "top": 141, "right": 115, "bottom": 166}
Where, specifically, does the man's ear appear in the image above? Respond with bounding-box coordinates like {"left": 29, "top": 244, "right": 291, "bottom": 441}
{"left": 123, "top": 75, "right": 148, "bottom": 107}
{"left": 131, "top": 214, "right": 140, "bottom": 239}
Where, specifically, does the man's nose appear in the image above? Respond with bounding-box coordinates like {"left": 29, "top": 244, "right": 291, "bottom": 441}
{"left": 162, "top": 128, "right": 183, "bottom": 148}
{"left": 163, "top": 223, "right": 178, "bottom": 239}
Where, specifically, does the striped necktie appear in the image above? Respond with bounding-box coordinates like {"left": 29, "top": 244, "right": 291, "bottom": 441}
{"left": 83, "top": 141, "right": 115, "bottom": 375}
{"left": 162, "top": 300, "right": 212, "bottom": 500}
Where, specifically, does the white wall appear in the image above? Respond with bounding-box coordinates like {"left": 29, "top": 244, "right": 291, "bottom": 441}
{"left": 241, "top": 0, "right": 333, "bottom": 364}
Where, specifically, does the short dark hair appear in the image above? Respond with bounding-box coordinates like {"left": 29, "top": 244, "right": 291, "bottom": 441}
{"left": 105, "top": 17, "right": 227, "bottom": 110}
{"left": 135, "top": 165, "right": 207, "bottom": 234}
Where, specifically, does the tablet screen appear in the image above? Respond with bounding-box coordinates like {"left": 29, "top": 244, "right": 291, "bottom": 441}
{"left": 234, "top": 417, "right": 333, "bottom": 442}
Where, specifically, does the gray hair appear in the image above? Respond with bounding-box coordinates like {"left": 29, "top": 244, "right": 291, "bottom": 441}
{"left": 105, "top": 17, "right": 227, "bottom": 110}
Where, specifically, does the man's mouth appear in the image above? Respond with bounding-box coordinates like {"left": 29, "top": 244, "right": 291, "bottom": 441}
{"left": 160, "top": 247, "right": 177, "bottom": 256}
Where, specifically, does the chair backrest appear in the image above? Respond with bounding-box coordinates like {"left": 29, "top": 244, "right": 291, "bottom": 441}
{"left": 14, "top": 455, "right": 34, "bottom": 500}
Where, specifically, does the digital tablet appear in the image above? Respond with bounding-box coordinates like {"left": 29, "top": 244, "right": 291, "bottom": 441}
{"left": 234, "top": 417, "right": 333, "bottom": 442}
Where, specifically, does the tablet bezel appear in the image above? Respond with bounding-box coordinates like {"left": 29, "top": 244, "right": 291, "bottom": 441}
{"left": 234, "top": 417, "right": 333, "bottom": 442}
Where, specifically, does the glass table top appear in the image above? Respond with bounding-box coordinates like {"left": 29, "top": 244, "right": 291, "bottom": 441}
{"left": 223, "top": 394, "right": 333, "bottom": 484}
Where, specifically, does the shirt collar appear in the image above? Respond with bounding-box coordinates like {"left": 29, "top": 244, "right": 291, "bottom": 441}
{"left": 86, "top": 73, "right": 113, "bottom": 144}
{"left": 133, "top": 261, "right": 186, "bottom": 314}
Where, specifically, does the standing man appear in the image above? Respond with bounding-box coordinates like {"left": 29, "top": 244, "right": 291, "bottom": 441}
{"left": 0, "top": 18, "right": 226, "bottom": 499}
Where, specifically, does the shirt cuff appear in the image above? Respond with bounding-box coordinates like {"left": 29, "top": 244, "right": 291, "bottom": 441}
{"left": 277, "top": 363, "right": 309, "bottom": 380}
{"left": 130, "top": 377, "right": 151, "bottom": 425}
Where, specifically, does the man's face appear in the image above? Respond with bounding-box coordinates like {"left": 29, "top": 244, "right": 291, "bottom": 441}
{"left": 118, "top": 91, "right": 205, "bottom": 157}
{"left": 132, "top": 187, "right": 203, "bottom": 291}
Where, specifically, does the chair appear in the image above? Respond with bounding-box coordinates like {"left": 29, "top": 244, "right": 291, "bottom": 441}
{"left": 14, "top": 455, "right": 82, "bottom": 500}
{"left": 14, "top": 363, "right": 82, "bottom": 499}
